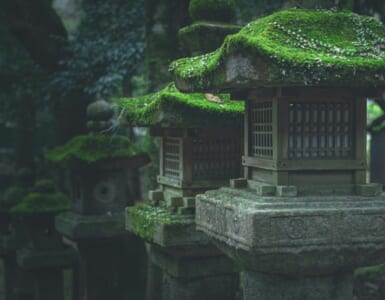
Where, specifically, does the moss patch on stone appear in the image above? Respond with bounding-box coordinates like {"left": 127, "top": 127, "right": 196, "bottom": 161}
{"left": 10, "top": 192, "right": 70, "bottom": 214}
{"left": 116, "top": 82, "right": 244, "bottom": 128}
{"left": 46, "top": 134, "right": 144, "bottom": 164}
{"left": 128, "top": 203, "right": 188, "bottom": 241}
{"left": 170, "top": 9, "right": 385, "bottom": 91}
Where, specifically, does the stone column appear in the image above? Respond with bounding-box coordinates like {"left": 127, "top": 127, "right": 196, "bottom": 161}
{"left": 56, "top": 213, "right": 147, "bottom": 300}
{"left": 150, "top": 244, "right": 238, "bottom": 300}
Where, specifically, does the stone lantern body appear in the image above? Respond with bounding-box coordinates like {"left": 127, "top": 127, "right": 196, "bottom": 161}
{"left": 51, "top": 100, "right": 150, "bottom": 300}
{"left": 69, "top": 155, "right": 148, "bottom": 214}
{"left": 119, "top": 82, "right": 243, "bottom": 300}
{"left": 172, "top": 9, "right": 385, "bottom": 300}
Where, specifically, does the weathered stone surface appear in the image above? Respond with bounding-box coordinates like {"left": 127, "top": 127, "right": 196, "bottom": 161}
{"left": 196, "top": 187, "right": 385, "bottom": 275}
{"left": 162, "top": 271, "right": 238, "bottom": 300}
{"left": 16, "top": 247, "right": 76, "bottom": 269}
{"left": 148, "top": 244, "right": 239, "bottom": 300}
{"left": 242, "top": 271, "right": 353, "bottom": 300}
{"left": 55, "top": 211, "right": 126, "bottom": 239}
{"left": 150, "top": 244, "right": 236, "bottom": 279}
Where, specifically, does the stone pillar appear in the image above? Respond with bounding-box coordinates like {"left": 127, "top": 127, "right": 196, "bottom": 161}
{"left": 56, "top": 213, "right": 147, "bottom": 300}
{"left": 33, "top": 268, "right": 65, "bottom": 300}
{"left": 150, "top": 244, "right": 238, "bottom": 300}
{"left": 370, "top": 129, "right": 385, "bottom": 187}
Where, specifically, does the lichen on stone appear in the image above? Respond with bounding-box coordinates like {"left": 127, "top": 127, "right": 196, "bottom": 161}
{"left": 116, "top": 82, "right": 244, "bottom": 128}
{"left": 170, "top": 9, "right": 385, "bottom": 91}
{"left": 45, "top": 134, "right": 144, "bottom": 164}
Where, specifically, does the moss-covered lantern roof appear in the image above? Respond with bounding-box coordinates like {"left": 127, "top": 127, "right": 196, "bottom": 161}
{"left": 170, "top": 9, "right": 385, "bottom": 92}
{"left": 45, "top": 134, "right": 147, "bottom": 164}
{"left": 116, "top": 82, "right": 244, "bottom": 128}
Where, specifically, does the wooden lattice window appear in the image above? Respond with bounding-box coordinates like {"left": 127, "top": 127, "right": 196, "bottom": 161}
{"left": 192, "top": 138, "right": 240, "bottom": 180}
{"left": 164, "top": 137, "right": 181, "bottom": 179}
{"left": 288, "top": 102, "right": 353, "bottom": 159}
{"left": 250, "top": 101, "right": 273, "bottom": 158}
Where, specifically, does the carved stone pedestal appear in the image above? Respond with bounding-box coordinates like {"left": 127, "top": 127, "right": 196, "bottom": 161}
{"left": 242, "top": 271, "right": 353, "bottom": 300}
{"left": 149, "top": 244, "right": 238, "bottom": 300}
{"left": 196, "top": 186, "right": 385, "bottom": 300}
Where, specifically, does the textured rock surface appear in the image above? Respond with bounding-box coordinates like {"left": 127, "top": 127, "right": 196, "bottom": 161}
{"left": 196, "top": 187, "right": 385, "bottom": 275}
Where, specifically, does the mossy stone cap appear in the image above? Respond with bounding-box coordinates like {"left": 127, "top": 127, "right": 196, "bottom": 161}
{"left": 171, "top": 9, "right": 385, "bottom": 92}
{"left": 116, "top": 82, "right": 244, "bottom": 128}
{"left": 189, "top": 0, "right": 236, "bottom": 22}
{"left": 45, "top": 134, "right": 146, "bottom": 164}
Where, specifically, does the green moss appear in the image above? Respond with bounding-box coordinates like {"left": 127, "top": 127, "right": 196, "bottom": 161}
{"left": 116, "top": 82, "right": 244, "bottom": 128}
{"left": 45, "top": 134, "right": 144, "bottom": 164}
{"left": 189, "top": 0, "right": 236, "bottom": 22}
{"left": 170, "top": 9, "right": 385, "bottom": 91}
{"left": 355, "top": 263, "right": 385, "bottom": 278}
{"left": 127, "top": 203, "right": 186, "bottom": 241}
{"left": 10, "top": 192, "right": 70, "bottom": 214}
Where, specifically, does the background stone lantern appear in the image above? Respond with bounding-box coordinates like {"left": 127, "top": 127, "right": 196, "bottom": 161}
{"left": 0, "top": 172, "right": 76, "bottom": 300}
{"left": 171, "top": 9, "right": 385, "bottom": 300}
{"left": 50, "top": 99, "right": 150, "bottom": 300}
{"left": 118, "top": 82, "right": 243, "bottom": 300}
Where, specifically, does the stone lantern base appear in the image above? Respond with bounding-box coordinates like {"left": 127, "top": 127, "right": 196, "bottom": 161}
{"left": 196, "top": 184, "right": 385, "bottom": 300}
{"left": 126, "top": 205, "right": 239, "bottom": 300}
{"left": 55, "top": 211, "right": 147, "bottom": 300}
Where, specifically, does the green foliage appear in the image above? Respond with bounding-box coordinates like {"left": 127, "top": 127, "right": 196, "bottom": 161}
{"left": 32, "top": 179, "right": 57, "bottom": 193}
{"left": 10, "top": 192, "right": 70, "bottom": 214}
{"left": 45, "top": 134, "right": 144, "bottom": 163}
{"left": 0, "top": 186, "right": 28, "bottom": 212}
{"left": 170, "top": 9, "right": 385, "bottom": 90}
{"left": 116, "top": 82, "right": 244, "bottom": 128}
{"left": 127, "top": 203, "right": 184, "bottom": 241}
{"left": 50, "top": 0, "right": 145, "bottom": 97}
{"left": 189, "top": 0, "right": 236, "bottom": 22}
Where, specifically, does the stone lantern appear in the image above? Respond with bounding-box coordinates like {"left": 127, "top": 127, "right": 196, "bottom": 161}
{"left": 118, "top": 82, "right": 243, "bottom": 300}
{"left": 171, "top": 9, "right": 385, "bottom": 300}
{"left": 51, "top": 99, "right": 150, "bottom": 300}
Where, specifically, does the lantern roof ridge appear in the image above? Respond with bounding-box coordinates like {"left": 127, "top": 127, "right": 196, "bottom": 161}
{"left": 170, "top": 9, "right": 385, "bottom": 92}
{"left": 116, "top": 82, "right": 244, "bottom": 128}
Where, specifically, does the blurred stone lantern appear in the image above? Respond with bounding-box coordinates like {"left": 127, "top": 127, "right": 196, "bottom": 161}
{"left": 118, "top": 82, "right": 243, "bottom": 300}
{"left": 4, "top": 178, "right": 75, "bottom": 300}
{"left": 172, "top": 9, "right": 385, "bottom": 300}
{"left": 51, "top": 99, "right": 150, "bottom": 300}
{"left": 67, "top": 99, "right": 149, "bottom": 214}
